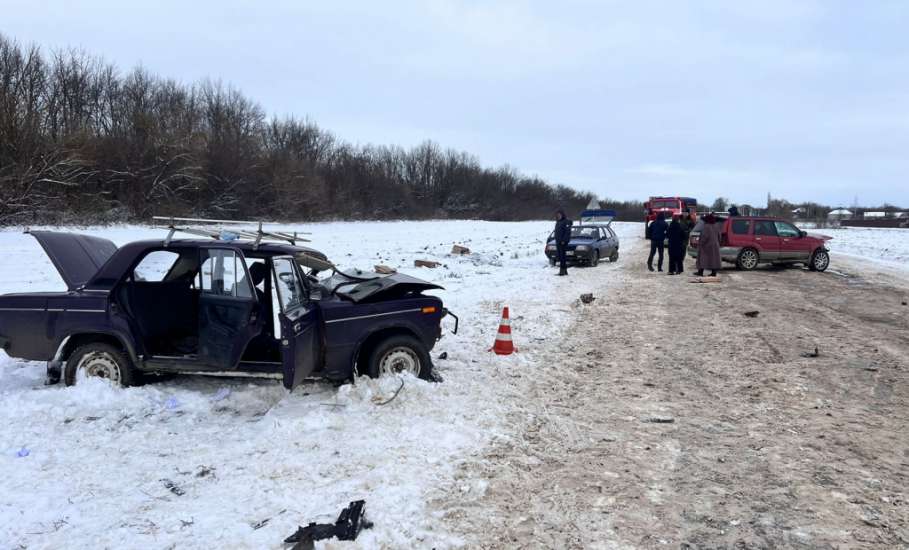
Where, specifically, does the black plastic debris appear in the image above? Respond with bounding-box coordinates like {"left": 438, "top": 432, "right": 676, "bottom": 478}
{"left": 438, "top": 351, "right": 448, "bottom": 360}
{"left": 284, "top": 500, "right": 372, "bottom": 549}
{"left": 744, "top": 310, "right": 759, "bottom": 318}
{"left": 161, "top": 479, "right": 185, "bottom": 496}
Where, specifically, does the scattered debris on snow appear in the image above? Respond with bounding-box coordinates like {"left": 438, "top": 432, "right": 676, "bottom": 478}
{"left": 414, "top": 259, "right": 441, "bottom": 268}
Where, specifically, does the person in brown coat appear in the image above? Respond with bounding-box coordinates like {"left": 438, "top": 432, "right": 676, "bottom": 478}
{"left": 695, "top": 214, "right": 722, "bottom": 277}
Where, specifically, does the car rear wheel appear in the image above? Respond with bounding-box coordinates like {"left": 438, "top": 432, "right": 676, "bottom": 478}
{"left": 609, "top": 249, "right": 619, "bottom": 262}
{"left": 367, "top": 335, "right": 432, "bottom": 380}
{"left": 64, "top": 343, "right": 137, "bottom": 387}
{"left": 809, "top": 249, "right": 830, "bottom": 272}
{"left": 736, "top": 248, "right": 759, "bottom": 271}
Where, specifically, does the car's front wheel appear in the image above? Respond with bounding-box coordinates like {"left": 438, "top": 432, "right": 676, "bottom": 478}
{"left": 736, "top": 248, "right": 759, "bottom": 271}
{"left": 64, "top": 343, "right": 137, "bottom": 387}
{"left": 609, "top": 249, "right": 619, "bottom": 262}
{"left": 590, "top": 250, "right": 599, "bottom": 267}
{"left": 367, "top": 335, "right": 432, "bottom": 380}
{"left": 809, "top": 249, "right": 830, "bottom": 272}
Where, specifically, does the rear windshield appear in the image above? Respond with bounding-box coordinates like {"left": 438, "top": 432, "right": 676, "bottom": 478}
{"left": 571, "top": 227, "right": 599, "bottom": 238}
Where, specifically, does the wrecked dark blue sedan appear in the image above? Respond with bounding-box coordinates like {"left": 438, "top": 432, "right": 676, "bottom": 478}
{"left": 0, "top": 227, "right": 454, "bottom": 389}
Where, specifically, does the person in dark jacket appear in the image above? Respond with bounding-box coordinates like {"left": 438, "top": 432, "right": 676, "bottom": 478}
{"left": 647, "top": 212, "right": 668, "bottom": 272}
{"left": 727, "top": 205, "right": 740, "bottom": 217}
{"left": 667, "top": 214, "right": 687, "bottom": 275}
{"left": 553, "top": 209, "right": 573, "bottom": 276}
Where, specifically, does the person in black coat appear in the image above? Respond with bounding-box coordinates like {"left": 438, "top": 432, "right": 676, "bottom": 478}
{"left": 553, "top": 209, "right": 573, "bottom": 276}
{"left": 667, "top": 214, "right": 687, "bottom": 275}
{"left": 647, "top": 212, "right": 668, "bottom": 272}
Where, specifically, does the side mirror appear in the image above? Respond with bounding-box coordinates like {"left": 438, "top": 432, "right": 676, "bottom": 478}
{"left": 799, "top": 230, "right": 806, "bottom": 238}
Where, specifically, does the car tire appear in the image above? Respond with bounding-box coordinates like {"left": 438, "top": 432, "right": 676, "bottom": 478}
{"left": 809, "top": 249, "right": 830, "bottom": 272}
{"left": 548, "top": 258, "right": 556, "bottom": 266}
{"left": 590, "top": 250, "right": 599, "bottom": 267}
{"left": 609, "top": 249, "right": 619, "bottom": 262}
{"left": 367, "top": 335, "right": 432, "bottom": 380}
{"left": 736, "top": 248, "right": 759, "bottom": 271}
{"left": 64, "top": 343, "right": 138, "bottom": 387}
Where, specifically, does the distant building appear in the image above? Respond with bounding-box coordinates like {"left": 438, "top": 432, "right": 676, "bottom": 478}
{"left": 864, "top": 211, "right": 887, "bottom": 219}
{"left": 827, "top": 208, "right": 853, "bottom": 220}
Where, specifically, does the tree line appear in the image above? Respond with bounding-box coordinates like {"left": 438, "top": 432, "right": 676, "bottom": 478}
{"left": 0, "top": 34, "right": 593, "bottom": 225}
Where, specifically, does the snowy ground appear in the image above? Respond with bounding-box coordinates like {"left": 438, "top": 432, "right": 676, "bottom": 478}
{"left": 0, "top": 220, "right": 637, "bottom": 549}
{"left": 801, "top": 226, "right": 909, "bottom": 271}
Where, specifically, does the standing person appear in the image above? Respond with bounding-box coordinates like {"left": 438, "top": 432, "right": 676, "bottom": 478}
{"left": 554, "top": 209, "right": 573, "bottom": 276}
{"left": 695, "top": 214, "right": 722, "bottom": 277}
{"left": 647, "top": 212, "right": 668, "bottom": 272}
{"left": 667, "top": 214, "right": 686, "bottom": 275}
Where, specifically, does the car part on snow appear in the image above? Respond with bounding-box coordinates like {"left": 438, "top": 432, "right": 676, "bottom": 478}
{"left": 414, "top": 259, "right": 441, "bottom": 268}
{"left": 443, "top": 308, "right": 459, "bottom": 335}
{"left": 374, "top": 264, "right": 397, "bottom": 274}
{"left": 490, "top": 307, "right": 516, "bottom": 355}
{"left": 451, "top": 245, "right": 471, "bottom": 255}
{"left": 744, "top": 310, "right": 760, "bottom": 318}
{"left": 284, "top": 500, "right": 372, "bottom": 549}
{"left": 689, "top": 277, "right": 722, "bottom": 284}
{"left": 374, "top": 377, "right": 406, "bottom": 406}
{"left": 161, "top": 479, "right": 185, "bottom": 496}
{"left": 580, "top": 293, "right": 596, "bottom": 304}
{"left": 801, "top": 346, "right": 820, "bottom": 358}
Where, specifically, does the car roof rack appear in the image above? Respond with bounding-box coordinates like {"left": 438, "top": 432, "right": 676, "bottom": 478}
{"left": 579, "top": 209, "right": 616, "bottom": 226}
{"left": 152, "top": 216, "right": 311, "bottom": 249}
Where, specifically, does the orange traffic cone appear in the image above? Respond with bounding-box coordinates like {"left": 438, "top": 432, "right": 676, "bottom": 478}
{"left": 490, "top": 307, "right": 517, "bottom": 355}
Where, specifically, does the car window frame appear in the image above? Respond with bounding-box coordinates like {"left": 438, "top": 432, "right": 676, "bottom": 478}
{"left": 774, "top": 221, "right": 801, "bottom": 238}
{"left": 270, "top": 254, "right": 310, "bottom": 319}
{"left": 731, "top": 219, "right": 752, "bottom": 236}
{"left": 129, "top": 248, "right": 182, "bottom": 283}
{"left": 754, "top": 220, "right": 778, "bottom": 237}
{"left": 198, "top": 247, "right": 255, "bottom": 300}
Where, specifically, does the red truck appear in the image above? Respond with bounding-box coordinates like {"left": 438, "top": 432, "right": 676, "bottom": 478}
{"left": 644, "top": 196, "right": 698, "bottom": 238}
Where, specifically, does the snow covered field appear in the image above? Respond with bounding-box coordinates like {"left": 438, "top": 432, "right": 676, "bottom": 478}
{"left": 0, "top": 220, "right": 637, "bottom": 549}
{"left": 808, "top": 226, "right": 909, "bottom": 270}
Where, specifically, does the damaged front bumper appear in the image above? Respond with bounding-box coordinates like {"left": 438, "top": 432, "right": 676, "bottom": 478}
{"left": 442, "top": 308, "right": 459, "bottom": 335}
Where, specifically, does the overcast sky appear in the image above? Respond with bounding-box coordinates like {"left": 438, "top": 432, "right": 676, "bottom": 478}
{"left": 4, "top": 0, "right": 908, "bottom": 206}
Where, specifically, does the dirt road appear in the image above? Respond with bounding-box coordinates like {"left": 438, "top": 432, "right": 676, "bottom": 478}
{"left": 440, "top": 248, "right": 909, "bottom": 549}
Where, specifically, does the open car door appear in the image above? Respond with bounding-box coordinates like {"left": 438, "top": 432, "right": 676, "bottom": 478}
{"left": 198, "top": 248, "right": 262, "bottom": 369}
{"left": 272, "top": 256, "right": 320, "bottom": 389}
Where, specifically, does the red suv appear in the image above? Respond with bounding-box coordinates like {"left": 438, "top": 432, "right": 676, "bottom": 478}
{"left": 689, "top": 216, "right": 832, "bottom": 272}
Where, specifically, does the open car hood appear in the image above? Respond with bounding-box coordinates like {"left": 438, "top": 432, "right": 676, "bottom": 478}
{"left": 334, "top": 272, "right": 443, "bottom": 303}
{"left": 28, "top": 231, "right": 118, "bottom": 290}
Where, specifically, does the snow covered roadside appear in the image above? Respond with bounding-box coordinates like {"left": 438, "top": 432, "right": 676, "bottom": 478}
{"left": 800, "top": 226, "right": 909, "bottom": 271}
{"left": 0, "top": 220, "right": 638, "bottom": 549}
